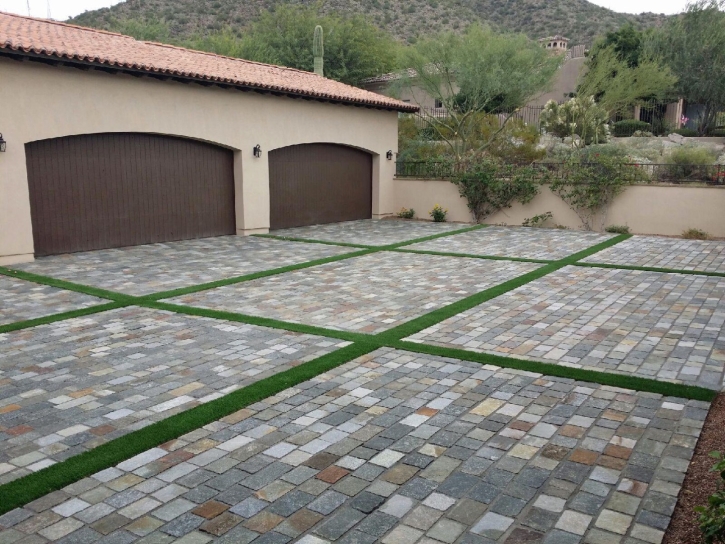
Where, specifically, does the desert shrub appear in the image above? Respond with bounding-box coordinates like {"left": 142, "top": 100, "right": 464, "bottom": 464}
{"left": 682, "top": 228, "right": 710, "bottom": 240}
{"left": 665, "top": 147, "right": 717, "bottom": 179}
{"left": 605, "top": 224, "right": 631, "bottom": 234}
{"left": 451, "top": 158, "right": 543, "bottom": 223}
{"left": 540, "top": 97, "right": 610, "bottom": 146}
{"left": 632, "top": 130, "right": 654, "bottom": 137}
{"left": 708, "top": 128, "right": 725, "bottom": 137}
{"left": 550, "top": 156, "right": 637, "bottom": 231}
{"left": 612, "top": 119, "right": 651, "bottom": 137}
{"left": 673, "top": 127, "right": 698, "bottom": 137}
{"left": 397, "top": 207, "right": 415, "bottom": 219}
{"left": 696, "top": 451, "right": 725, "bottom": 544}
{"left": 522, "top": 212, "right": 553, "bottom": 228}
{"left": 429, "top": 204, "right": 448, "bottom": 222}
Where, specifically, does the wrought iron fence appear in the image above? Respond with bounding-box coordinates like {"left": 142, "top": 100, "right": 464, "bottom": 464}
{"left": 396, "top": 160, "right": 725, "bottom": 184}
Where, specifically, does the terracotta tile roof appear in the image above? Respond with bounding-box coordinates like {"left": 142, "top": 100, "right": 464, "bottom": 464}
{"left": 0, "top": 11, "right": 418, "bottom": 112}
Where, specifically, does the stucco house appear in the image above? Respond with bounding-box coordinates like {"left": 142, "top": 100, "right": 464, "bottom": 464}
{"left": 0, "top": 12, "right": 415, "bottom": 265}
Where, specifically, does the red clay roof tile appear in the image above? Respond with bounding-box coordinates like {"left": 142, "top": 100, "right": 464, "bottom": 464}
{"left": 0, "top": 11, "right": 418, "bottom": 112}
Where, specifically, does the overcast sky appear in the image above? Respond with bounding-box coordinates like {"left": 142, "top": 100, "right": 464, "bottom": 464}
{"left": 0, "top": 0, "right": 691, "bottom": 21}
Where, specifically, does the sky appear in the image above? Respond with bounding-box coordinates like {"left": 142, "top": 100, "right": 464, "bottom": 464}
{"left": 0, "top": 0, "right": 691, "bottom": 20}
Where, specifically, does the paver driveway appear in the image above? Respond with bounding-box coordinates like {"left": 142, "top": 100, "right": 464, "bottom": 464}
{"left": 0, "top": 220, "right": 723, "bottom": 544}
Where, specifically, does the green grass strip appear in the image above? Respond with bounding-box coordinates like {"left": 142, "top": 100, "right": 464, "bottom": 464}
{"left": 574, "top": 261, "right": 725, "bottom": 278}
{"left": 144, "top": 300, "right": 370, "bottom": 343}
{"left": 0, "top": 266, "right": 135, "bottom": 303}
{"left": 252, "top": 234, "right": 372, "bottom": 249}
{"left": 381, "top": 224, "right": 486, "bottom": 249}
{"left": 0, "top": 302, "right": 127, "bottom": 334}
{"left": 560, "top": 233, "right": 632, "bottom": 263}
{"left": 392, "top": 248, "right": 553, "bottom": 265}
{"left": 387, "top": 339, "right": 717, "bottom": 402}
{"left": 142, "top": 248, "right": 376, "bottom": 301}
{"left": 0, "top": 341, "right": 378, "bottom": 515}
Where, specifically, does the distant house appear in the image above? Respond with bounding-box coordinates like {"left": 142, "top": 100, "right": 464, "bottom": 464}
{"left": 359, "top": 35, "right": 589, "bottom": 122}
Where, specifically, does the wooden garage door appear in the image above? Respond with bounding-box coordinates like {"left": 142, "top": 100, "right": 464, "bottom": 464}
{"left": 269, "top": 143, "right": 372, "bottom": 230}
{"left": 25, "top": 133, "right": 236, "bottom": 256}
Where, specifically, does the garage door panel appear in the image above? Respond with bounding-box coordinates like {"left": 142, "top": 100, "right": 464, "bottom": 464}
{"left": 25, "top": 133, "right": 236, "bottom": 256}
{"left": 269, "top": 143, "right": 372, "bottom": 230}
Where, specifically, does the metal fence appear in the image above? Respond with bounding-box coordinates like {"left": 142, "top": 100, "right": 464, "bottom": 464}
{"left": 395, "top": 160, "right": 725, "bottom": 184}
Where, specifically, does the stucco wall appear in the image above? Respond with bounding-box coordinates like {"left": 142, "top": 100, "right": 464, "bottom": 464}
{"left": 394, "top": 177, "right": 725, "bottom": 236}
{"left": 0, "top": 57, "right": 399, "bottom": 264}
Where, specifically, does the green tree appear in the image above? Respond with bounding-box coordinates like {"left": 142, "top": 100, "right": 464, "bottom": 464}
{"left": 647, "top": 0, "right": 725, "bottom": 135}
{"left": 397, "top": 24, "right": 562, "bottom": 163}
{"left": 234, "top": 6, "right": 399, "bottom": 85}
{"left": 588, "top": 24, "right": 645, "bottom": 68}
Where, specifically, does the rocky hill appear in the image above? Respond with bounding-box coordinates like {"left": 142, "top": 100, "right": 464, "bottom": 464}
{"left": 69, "top": 0, "right": 668, "bottom": 46}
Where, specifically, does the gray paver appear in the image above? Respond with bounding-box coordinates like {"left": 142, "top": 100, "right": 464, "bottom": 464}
{"left": 12, "top": 236, "right": 353, "bottom": 296}
{"left": 0, "top": 307, "right": 347, "bottom": 483}
{"left": 167, "top": 252, "right": 540, "bottom": 333}
{"left": 407, "top": 226, "right": 613, "bottom": 261}
{"left": 0, "top": 275, "right": 104, "bottom": 326}
{"left": 407, "top": 265, "right": 725, "bottom": 389}
{"left": 583, "top": 235, "right": 725, "bottom": 272}
{"left": 271, "top": 219, "right": 464, "bottom": 246}
{"left": 6, "top": 348, "right": 706, "bottom": 543}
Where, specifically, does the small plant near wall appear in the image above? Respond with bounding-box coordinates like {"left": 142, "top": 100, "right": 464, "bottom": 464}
{"left": 522, "top": 212, "right": 553, "bottom": 228}
{"left": 605, "top": 225, "right": 631, "bottom": 234}
{"left": 397, "top": 207, "right": 416, "bottom": 219}
{"left": 683, "top": 228, "right": 710, "bottom": 240}
{"left": 451, "top": 158, "right": 544, "bottom": 223}
{"left": 429, "top": 204, "right": 448, "bottom": 222}
{"left": 696, "top": 451, "right": 725, "bottom": 544}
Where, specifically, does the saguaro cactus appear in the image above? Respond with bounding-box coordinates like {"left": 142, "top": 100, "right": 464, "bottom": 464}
{"left": 313, "top": 25, "right": 324, "bottom": 77}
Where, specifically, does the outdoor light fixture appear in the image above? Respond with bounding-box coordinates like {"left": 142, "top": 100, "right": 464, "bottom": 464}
{"left": 0, "top": 134, "right": 6, "bottom": 153}
{"left": 253, "top": 144, "right": 262, "bottom": 158}
{"left": 386, "top": 150, "right": 393, "bottom": 160}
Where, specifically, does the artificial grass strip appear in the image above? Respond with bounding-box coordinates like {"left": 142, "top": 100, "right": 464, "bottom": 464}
{"left": 382, "top": 224, "right": 486, "bottom": 249}
{"left": 0, "top": 302, "right": 127, "bottom": 334}
{"left": 392, "top": 248, "right": 553, "bottom": 265}
{"left": 252, "top": 234, "right": 373, "bottom": 249}
{"left": 0, "top": 266, "right": 134, "bottom": 303}
{"left": 144, "top": 300, "right": 370, "bottom": 343}
{"left": 0, "top": 341, "right": 378, "bottom": 515}
{"left": 560, "top": 233, "right": 632, "bottom": 263}
{"left": 142, "top": 248, "right": 376, "bottom": 301}
{"left": 387, "top": 339, "right": 717, "bottom": 402}
{"left": 574, "top": 261, "right": 725, "bottom": 278}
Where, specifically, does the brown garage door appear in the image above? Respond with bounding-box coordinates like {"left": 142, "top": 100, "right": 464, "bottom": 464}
{"left": 25, "top": 133, "right": 236, "bottom": 256}
{"left": 269, "top": 143, "right": 372, "bottom": 230}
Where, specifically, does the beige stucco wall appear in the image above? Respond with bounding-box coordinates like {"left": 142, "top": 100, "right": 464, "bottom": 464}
{"left": 395, "top": 177, "right": 725, "bottom": 236}
{"left": 0, "top": 57, "right": 399, "bottom": 265}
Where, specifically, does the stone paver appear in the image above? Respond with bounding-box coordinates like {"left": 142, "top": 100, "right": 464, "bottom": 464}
{"left": 1, "top": 348, "right": 705, "bottom": 543}
{"left": 167, "top": 252, "right": 540, "bottom": 334}
{"left": 271, "top": 219, "right": 465, "bottom": 246}
{"left": 11, "top": 236, "right": 354, "bottom": 296}
{"left": 0, "top": 307, "right": 348, "bottom": 483}
{"left": 583, "top": 236, "right": 725, "bottom": 273}
{"left": 407, "top": 226, "right": 614, "bottom": 261}
{"left": 407, "top": 265, "right": 725, "bottom": 389}
{"left": 0, "top": 275, "right": 105, "bottom": 326}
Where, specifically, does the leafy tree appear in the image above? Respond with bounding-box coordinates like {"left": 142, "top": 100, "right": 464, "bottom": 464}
{"left": 232, "top": 6, "right": 400, "bottom": 85}
{"left": 588, "top": 24, "right": 645, "bottom": 68}
{"left": 397, "top": 24, "right": 562, "bottom": 163}
{"left": 107, "top": 18, "right": 173, "bottom": 43}
{"left": 647, "top": 0, "right": 725, "bottom": 135}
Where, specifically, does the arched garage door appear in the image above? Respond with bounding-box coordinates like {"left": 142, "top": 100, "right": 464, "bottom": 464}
{"left": 25, "top": 133, "right": 236, "bottom": 256}
{"left": 269, "top": 143, "right": 372, "bottom": 230}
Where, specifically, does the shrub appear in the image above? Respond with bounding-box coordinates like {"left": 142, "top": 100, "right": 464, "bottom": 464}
{"left": 550, "top": 156, "right": 636, "bottom": 231}
{"left": 429, "top": 204, "right": 448, "bottom": 222}
{"left": 397, "top": 207, "right": 415, "bottom": 219}
{"left": 696, "top": 451, "right": 725, "bottom": 544}
{"left": 605, "top": 224, "right": 630, "bottom": 234}
{"left": 540, "top": 97, "right": 610, "bottom": 146}
{"left": 683, "top": 228, "right": 710, "bottom": 240}
{"left": 673, "top": 128, "right": 698, "bottom": 137}
{"left": 522, "top": 212, "right": 553, "bottom": 228}
{"left": 451, "top": 159, "right": 543, "bottom": 223}
{"left": 708, "top": 128, "right": 725, "bottom": 137}
{"left": 612, "top": 120, "right": 651, "bottom": 137}
{"left": 665, "top": 147, "right": 717, "bottom": 179}
{"left": 632, "top": 130, "right": 654, "bottom": 137}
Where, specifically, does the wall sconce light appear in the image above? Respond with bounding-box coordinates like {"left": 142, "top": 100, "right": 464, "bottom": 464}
{"left": 0, "top": 134, "right": 6, "bottom": 153}
{"left": 253, "top": 144, "right": 262, "bottom": 158}
{"left": 386, "top": 150, "right": 393, "bottom": 160}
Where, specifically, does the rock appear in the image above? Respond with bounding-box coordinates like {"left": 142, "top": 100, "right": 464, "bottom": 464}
{"left": 668, "top": 133, "right": 686, "bottom": 144}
